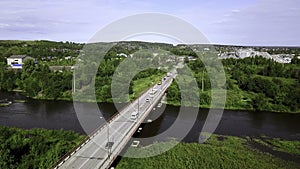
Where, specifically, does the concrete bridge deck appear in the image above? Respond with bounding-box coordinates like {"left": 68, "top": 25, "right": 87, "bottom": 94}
{"left": 53, "top": 72, "right": 175, "bottom": 169}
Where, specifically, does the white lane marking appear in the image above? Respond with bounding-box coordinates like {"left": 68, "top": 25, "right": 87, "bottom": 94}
{"left": 78, "top": 119, "right": 134, "bottom": 169}
{"left": 60, "top": 76, "right": 172, "bottom": 169}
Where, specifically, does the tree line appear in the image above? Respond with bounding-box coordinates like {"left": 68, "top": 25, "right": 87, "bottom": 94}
{"left": 166, "top": 56, "right": 300, "bottom": 112}
{"left": 0, "top": 40, "right": 83, "bottom": 60}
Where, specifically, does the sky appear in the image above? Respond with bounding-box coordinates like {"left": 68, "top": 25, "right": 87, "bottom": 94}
{"left": 0, "top": 0, "right": 300, "bottom": 46}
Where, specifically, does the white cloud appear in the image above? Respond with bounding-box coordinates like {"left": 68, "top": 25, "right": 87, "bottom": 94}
{"left": 0, "top": 23, "right": 10, "bottom": 28}
{"left": 0, "top": 0, "right": 299, "bottom": 45}
{"left": 231, "top": 9, "right": 240, "bottom": 13}
{"left": 204, "top": 0, "right": 300, "bottom": 45}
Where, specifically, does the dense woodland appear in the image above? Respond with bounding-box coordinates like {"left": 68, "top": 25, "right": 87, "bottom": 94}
{"left": 0, "top": 40, "right": 300, "bottom": 112}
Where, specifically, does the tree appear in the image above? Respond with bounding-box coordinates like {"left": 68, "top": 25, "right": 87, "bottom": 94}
{"left": 252, "top": 94, "right": 271, "bottom": 111}
{"left": 184, "top": 56, "right": 189, "bottom": 64}
{"left": 291, "top": 55, "right": 300, "bottom": 65}
{"left": 23, "top": 77, "right": 40, "bottom": 97}
{"left": 22, "top": 59, "right": 36, "bottom": 79}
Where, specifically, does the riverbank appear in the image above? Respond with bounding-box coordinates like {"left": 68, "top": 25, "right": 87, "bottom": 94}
{"left": 160, "top": 99, "right": 300, "bottom": 114}
{"left": 116, "top": 135, "right": 300, "bottom": 169}
{"left": 0, "top": 125, "right": 298, "bottom": 169}
{"left": 6, "top": 88, "right": 300, "bottom": 114}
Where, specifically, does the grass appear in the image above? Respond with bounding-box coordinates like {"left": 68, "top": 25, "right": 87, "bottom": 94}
{"left": 116, "top": 135, "right": 299, "bottom": 169}
{"left": 14, "top": 100, "right": 26, "bottom": 103}
{"left": 258, "top": 136, "right": 300, "bottom": 156}
{"left": 130, "top": 73, "right": 165, "bottom": 100}
{"left": 0, "top": 103, "right": 10, "bottom": 107}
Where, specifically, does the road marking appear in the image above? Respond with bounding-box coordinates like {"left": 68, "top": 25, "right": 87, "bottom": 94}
{"left": 78, "top": 119, "right": 134, "bottom": 169}
{"left": 58, "top": 76, "right": 174, "bottom": 169}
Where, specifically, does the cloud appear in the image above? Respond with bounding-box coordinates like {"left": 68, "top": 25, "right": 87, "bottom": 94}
{"left": 0, "top": 0, "right": 299, "bottom": 45}
{"left": 231, "top": 9, "right": 240, "bottom": 13}
{"left": 205, "top": 0, "right": 300, "bottom": 45}
{"left": 0, "top": 23, "right": 10, "bottom": 28}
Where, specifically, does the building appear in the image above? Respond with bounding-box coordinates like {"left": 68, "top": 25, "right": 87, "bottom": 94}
{"left": 7, "top": 55, "right": 32, "bottom": 69}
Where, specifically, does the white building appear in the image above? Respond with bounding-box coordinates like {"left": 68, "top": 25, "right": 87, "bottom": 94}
{"left": 7, "top": 55, "right": 32, "bottom": 69}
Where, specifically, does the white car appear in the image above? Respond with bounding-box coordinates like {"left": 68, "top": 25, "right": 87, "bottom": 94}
{"left": 130, "top": 111, "right": 139, "bottom": 120}
{"left": 131, "top": 140, "right": 140, "bottom": 147}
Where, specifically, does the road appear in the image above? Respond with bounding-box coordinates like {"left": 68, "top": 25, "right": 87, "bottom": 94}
{"left": 55, "top": 71, "right": 175, "bottom": 169}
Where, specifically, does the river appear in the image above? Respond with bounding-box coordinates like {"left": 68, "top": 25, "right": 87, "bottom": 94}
{"left": 0, "top": 91, "right": 299, "bottom": 142}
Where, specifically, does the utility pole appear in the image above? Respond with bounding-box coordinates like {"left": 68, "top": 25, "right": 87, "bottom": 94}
{"left": 138, "top": 96, "right": 139, "bottom": 114}
{"left": 107, "top": 122, "right": 109, "bottom": 143}
{"left": 73, "top": 68, "right": 76, "bottom": 93}
{"left": 201, "top": 70, "right": 204, "bottom": 92}
{"left": 107, "top": 122, "right": 111, "bottom": 159}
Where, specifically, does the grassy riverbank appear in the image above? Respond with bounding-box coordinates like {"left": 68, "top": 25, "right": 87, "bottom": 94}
{"left": 0, "top": 126, "right": 299, "bottom": 169}
{"left": 117, "top": 135, "right": 300, "bottom": 169}
{"left": 166, "top": 87, "right": 300, "bottom": 113}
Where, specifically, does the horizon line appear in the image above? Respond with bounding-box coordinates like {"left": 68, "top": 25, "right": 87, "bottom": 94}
{"left": 1, "top": 39, "right": 300, "bottom": 48}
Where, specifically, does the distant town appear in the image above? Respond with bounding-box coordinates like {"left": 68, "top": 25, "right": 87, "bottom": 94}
{"left": 216, "top": 47, "right": 296, "bottom": 63}
{"left": 2, "top": 40, "right": 300, "bottom": 71}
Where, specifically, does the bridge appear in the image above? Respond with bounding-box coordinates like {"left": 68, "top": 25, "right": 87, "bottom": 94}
{"left": 53, "top": 71, "right": 176, "bottom": 169}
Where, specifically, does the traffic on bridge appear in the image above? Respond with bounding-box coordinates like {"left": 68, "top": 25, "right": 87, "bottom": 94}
{"left": 53, "top": 71, "right": 176, "bottom": 169}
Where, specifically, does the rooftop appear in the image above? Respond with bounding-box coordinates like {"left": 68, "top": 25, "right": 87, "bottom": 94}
{"left": 8, "top": 55, "right": 28, "bottom": 59}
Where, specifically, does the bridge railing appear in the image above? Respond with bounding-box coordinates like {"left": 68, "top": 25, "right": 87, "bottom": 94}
{"left": 51, "top": 74, "right": 174, "bottom": 169}
{"left": 51, "top": 115, "right": 116, "bottom": 168}
{"left": 102, "top": 78, "right": 173, "bottom": 168}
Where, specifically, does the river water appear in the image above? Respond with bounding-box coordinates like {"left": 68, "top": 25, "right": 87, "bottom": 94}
{"left": 0, "top": 91, "right": 299, "bottom": 142}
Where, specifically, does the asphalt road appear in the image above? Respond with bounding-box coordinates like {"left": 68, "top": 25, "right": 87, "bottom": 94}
{"left": 56, "top": 72, "right": 175, "bottom": 169}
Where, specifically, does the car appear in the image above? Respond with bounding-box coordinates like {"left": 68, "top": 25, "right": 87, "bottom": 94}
{"left": 131, "top": 140, "right": 140, "bottom": 147}
{"left": 130, "top": 111, "right": 139, "bottom": 120}
{"left": 146, "top": 98, "right": 150, "bottom": 102}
